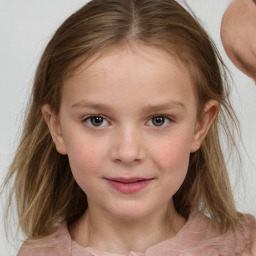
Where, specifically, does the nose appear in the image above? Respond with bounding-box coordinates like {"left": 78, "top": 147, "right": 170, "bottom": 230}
{"left": 111, "top": 126, "right": 145, "bottom": 165}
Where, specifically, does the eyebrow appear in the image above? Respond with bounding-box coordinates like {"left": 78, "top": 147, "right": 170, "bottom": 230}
{"left": 72, "top": 101, "right": 113, "bottom": 112}
{"left": 141, "top": 102, "right": 185, "bottom": 112}
{"left": 71, "top": 100, "right": 185, "bottom": 112}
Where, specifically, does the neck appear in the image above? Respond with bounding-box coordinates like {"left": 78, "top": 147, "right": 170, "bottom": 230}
{"left": 69, "top": 200, "right": 186, "bottom": 255}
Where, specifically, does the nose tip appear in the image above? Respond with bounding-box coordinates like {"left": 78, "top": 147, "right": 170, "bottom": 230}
{"left": 114, "top": 149, "right": 141, "bottom": 165}
{"left": 111, "top": 130, "right": 145, "bottom": 165}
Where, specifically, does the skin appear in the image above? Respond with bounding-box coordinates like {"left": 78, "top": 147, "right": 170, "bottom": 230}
{"left": 42, "top": 44, "right": 218, "bottom": 254}
{"left": 221, "top": 0, "right": 256, "bottom": 82}
{"left": 222, "top": 2, "right": 256, "bottom": 253}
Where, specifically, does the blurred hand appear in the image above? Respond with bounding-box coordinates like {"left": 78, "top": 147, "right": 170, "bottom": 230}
{"left": 221, "top": 0, "right": 256, "bottom": 82}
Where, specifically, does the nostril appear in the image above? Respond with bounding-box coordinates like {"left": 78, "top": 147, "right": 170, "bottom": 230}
{"left": 114, "top": 156, "right": 142, "bottom": 165}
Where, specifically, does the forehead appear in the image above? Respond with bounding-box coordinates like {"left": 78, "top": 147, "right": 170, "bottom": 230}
{"left": 68, "top": 43, "right": 190, "bottom": 79}
{"left": 68, "top": 43, "right": 190, "bottom": 80}
{"left": 62, "top": 44, "right": 196, "bottom": 110}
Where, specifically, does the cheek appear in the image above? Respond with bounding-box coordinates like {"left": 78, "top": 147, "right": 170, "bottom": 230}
{"left": 64, "top": 136, "right": 107, "bottom": 185}
{"left": 161, "top": 135, "right": 191, "bottom": 157}
{"left": 153, "top": 139, "right": 191, "bottom": 196}
{"left": 150, "top": 134, "right": 192, "bottom": 177}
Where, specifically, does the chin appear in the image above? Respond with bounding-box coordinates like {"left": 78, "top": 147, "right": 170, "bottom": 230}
{"left": 105, "top": 201, "right": 158, "bottom": 220}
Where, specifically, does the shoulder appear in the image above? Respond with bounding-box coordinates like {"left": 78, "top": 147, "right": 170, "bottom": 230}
{"left": 237, "top": 213, "right": 256, "bottom": 255}
{"left": 17, "top": 222, "right": 71, "bottom": 256}
{"left": 187, "top": 211, "right": 256, "bottom": 254}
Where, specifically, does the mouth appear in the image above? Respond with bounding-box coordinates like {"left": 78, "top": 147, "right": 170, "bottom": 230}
{"left": 104, "top": 177, "right": 154, "bottom": 194}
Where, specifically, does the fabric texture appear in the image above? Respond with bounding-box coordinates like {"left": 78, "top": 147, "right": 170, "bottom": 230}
{"left": 17, "top": 211, "right": 256, "bottom": 256}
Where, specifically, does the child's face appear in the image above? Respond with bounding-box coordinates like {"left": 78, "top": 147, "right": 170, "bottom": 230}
{"left": 45, "top": 44, "right": 216, "bottom": 220}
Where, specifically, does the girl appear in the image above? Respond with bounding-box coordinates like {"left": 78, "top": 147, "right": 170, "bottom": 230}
{"left": 4, "top": 0, "right": 256, "bottom": 255}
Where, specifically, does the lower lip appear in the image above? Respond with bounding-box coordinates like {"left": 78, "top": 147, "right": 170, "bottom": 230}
{"left": 106, "top": 179, "right": 153, "bottom": 194}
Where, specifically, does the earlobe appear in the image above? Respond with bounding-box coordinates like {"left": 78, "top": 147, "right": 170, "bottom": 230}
{"left": 41, "top": 104, "right": 67, "bottom": 155}
{"left": 190, "top": 100, "right": 219, "bottom": 153}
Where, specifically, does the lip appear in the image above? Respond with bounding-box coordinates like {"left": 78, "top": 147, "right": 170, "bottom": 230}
{"left": 105, "top": 177, "right": 154, "bottom": 194}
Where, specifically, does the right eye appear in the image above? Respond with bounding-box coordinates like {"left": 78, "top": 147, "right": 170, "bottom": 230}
{"left": 147, "top": 115, "right": 172, "bottom": 127}
{"left": 83, "top": 116, "right": 109, "bottom": 127}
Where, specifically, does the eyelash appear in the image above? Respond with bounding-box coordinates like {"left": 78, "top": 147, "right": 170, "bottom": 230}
{"left": 82, "top": 115, "right": 173, "bottom": 128}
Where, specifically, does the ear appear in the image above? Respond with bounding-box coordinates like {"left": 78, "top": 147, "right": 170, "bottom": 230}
{"left": 190, "top": 100, "right": 219, "bottom": 153}
{"left": 42, "top": 104, "right": 67, "bottom": 155}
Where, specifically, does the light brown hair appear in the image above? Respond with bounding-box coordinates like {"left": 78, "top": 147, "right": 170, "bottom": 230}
{"left": 4, "top": 0, "right": 240, "bottom": 237}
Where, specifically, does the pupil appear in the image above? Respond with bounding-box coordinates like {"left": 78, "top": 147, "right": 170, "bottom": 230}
{"left": 153, "top": 116, "right": 164, "bottom": 126}
{"left": 91, "top": 116, "right": 103, "bottom": 126}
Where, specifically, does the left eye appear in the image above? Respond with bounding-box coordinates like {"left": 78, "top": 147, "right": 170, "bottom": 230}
{"left": 83, "top": 116, "right": 109, "bottom": 127}
{"left": 147, "top": 116, "right": 171, "bottom": 127}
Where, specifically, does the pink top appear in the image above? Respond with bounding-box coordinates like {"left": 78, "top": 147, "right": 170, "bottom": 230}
{"left": 17, "top": 211, "right": 256, "bottom": 256}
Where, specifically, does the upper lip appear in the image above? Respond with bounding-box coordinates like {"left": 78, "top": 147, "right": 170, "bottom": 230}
{"left": 105, "top": 177, "right": 153, "bottom": 183}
